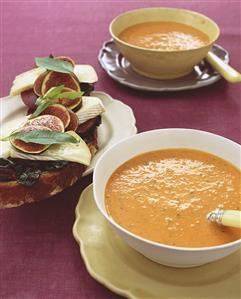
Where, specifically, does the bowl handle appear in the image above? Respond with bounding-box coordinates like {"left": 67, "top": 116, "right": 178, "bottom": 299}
{"left": 206, "top": 51, "right": 241, "bottom": 83}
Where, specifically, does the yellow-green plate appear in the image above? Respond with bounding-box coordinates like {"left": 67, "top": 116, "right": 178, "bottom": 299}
{"left": 73, "top": 185, "right": 241, "bottom": 299}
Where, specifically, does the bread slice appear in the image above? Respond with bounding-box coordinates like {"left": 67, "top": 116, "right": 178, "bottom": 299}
{"left": 0, "top": 163, "right": 86, "bottom": 208}
{"left": 0, "top": 129, "right": 98, "bottom": 208}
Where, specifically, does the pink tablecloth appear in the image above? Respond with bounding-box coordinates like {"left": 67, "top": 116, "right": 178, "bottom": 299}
{"left": 0, "top": 1, "right": 240, "bottom": 298}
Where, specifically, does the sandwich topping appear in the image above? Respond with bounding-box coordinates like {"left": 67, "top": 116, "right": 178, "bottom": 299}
{"left": 0, "top": 55, "right": 105, "bottom": 186}
{"left": 0, "top": 158, "right": 68, "bottom": 186}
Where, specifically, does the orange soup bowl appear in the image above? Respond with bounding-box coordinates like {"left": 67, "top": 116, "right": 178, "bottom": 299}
{"left": 93, "top": 129, "right": 241, "bottom": 268}
{"left": 109, "top": 7, "right": 220, "bottom": 79}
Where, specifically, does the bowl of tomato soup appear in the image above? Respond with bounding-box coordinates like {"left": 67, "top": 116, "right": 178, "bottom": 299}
{"left": 93, "top": 129, "right": 241, "bottom": 268}
{"left": 109, "top": 8, "right": 220, "bottom": 79}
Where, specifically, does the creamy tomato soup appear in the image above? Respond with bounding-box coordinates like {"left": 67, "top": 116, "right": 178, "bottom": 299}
{"left": 105, "top": 149, "right": 241, "bottom": 248}
{"left": 119, "top": 21, "right": 209, "bottom": 51}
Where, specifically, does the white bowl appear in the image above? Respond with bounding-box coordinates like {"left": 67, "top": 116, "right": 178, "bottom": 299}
{"left": 93, "top": 129, "right": 241, "bottom": 268}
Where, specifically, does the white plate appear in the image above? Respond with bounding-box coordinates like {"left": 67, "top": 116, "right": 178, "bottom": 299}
{"left": 84, "top": 91, "right": 137, "bottom": 175}
{"left": 0, "top": 91, "right": 137, "bottom": 175}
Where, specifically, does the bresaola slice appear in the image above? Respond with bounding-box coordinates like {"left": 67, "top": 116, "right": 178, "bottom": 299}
{"left": 21, "top": 89, "right": 38, "bottom": 109}
{"left": 10, "top": 125, "right": 51, "bottom": 154}
{"left": 76, "top": 116, "right": 101, "bottom": 135}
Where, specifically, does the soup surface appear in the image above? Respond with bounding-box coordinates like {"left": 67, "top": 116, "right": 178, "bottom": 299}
{"left": 105, "top": 149, "right": 241, "bottom": 247}
{"left": 119, "top": 21, "right": 210, "bottom": 51}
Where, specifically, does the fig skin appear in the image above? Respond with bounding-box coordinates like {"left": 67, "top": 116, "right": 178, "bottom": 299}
{"left": 41, "top": 104, "right": 70, "bottom": 128}
{"left": 21, "top": 89, "right": 38, "bottom": 110}
{"left": 41, "top": 71, "right": 80, "bottom": 95}
{"left": 10, "top": 125, "right": 51, "bottom": 154}
{"left": 65, "top": 110, "right": 79, "bottom": 131}
{"left": 33, "top": 71, "right": 48, "bottom": 96}
{"left": 54, "top": 87, "right": 82, "bottom": 110}
{"left": 55, "top": 56, "right": 75, "bottom": 67}
{"left": 28, "top": 115, "right": 64, "bottom": 132}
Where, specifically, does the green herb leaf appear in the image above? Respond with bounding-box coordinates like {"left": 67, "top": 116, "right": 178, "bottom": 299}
{"left": 12, "top": 130, "right": 79, "bottom": 145}
{"left": 56, "top": 91, "right": 84, "bottom": 99}
{"left": 44, "top": 85, "right": 65, "bottom": 99}
{"left": 31, "top": 85, "right": 66, "bottom": 119}
{"left": 35, "top": 57, "right": 74, "bottom": 74}
{"left": 30, "top": 100, "right": 52, "bottom": 119}
{"left": 35, "top": 96, "right": 43, "bottom": 105}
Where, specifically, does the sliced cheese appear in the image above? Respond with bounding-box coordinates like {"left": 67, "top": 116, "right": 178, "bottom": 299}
{"left": 14, "top": 67, "right": 46, "bottom": 80}
{"left": 76, "top": 96, "right": 105, "bottom": 124}
{"left": 9, "top": 132, "right": 91, "bottom": 166}
{"left": 74, "top": 65, "right": 98, "bottom": 83}
{"left": 10, "top": 64, "right": 98, "bottom": 96}
{"left": 0, "top": 142, "right": 11, "bottom": 159}
{"left": 1, "top": 96, "right": 29, "bottom": 158}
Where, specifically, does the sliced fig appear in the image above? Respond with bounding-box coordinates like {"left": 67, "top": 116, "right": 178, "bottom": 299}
{"left": 65, "top": 110, "right": 79, "bottom": 131}
{"left": 28, "top": 115, "right": 64, "bottom": 132}
{"left": 41, "top": 104, "right": 70, "bottom": 128}
{"left": 41, "top": 71, "right": 80, "bottom": 95}
{"left": 54, "top": 87, "right": 82, "bottom": 110}
{"left": 21, "top": 89, "right": 38, "bottom": 109}
{"left": 10, "top": 125, "right": 51, "bottom": 154}
{"left": 33, "top": 71, "right": 48, "bottom": 96}
{"left": 55, "top": 56, "right": 75, "bottom": 67}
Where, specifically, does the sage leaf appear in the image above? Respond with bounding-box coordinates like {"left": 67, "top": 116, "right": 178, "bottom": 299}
{"left": 44, "top": 85, "right": 65, "bottom": 99}
{"left": 30, "top": 100, "right": 52, "bottom": 119}
{"left": 35, "top": 57, "right": 74, "bottom": 74}
{"left": 12, "top": 130, "right": 79, "bottom": 145}
{"left": 35, "top": 96, "right": 43, "bottom": 105}
{"left": 56, "top": 91, "right": 84, "bottom": 99}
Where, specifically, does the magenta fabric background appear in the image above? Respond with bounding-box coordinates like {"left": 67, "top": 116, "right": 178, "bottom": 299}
{"left": 0, "top": 1, "right": 240, "bottom": 298}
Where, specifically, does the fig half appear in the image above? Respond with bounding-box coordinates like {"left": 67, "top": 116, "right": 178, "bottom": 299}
{"left": 55, "top": 56, "right": 75, "bottom": 67}
{"left": 41, "top": 104, "right": 70, "bottom": 128}
{"left": 28, "top": 115, "right": 64, "bottom": 132}
{"left": 41, "top": 71, "right": 80, "bottom": 95}
{"left": 33, "top": 71, "right": 48, "bottom": 96}
{"left": 10, "top": 125, "right": 51, "bottom": 154}
{"left": 65, "top": 110, "right": 79, "bottom": 132}
{"left": 54, "top": 87, "right": 82, "bottom": 110}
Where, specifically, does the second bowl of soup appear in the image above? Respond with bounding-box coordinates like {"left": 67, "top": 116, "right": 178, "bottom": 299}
{"left": 110, "top": 7, "right": 220, "bottom": 79}
{"left": 93, "top": 129, "right": 241, "bottom": 268}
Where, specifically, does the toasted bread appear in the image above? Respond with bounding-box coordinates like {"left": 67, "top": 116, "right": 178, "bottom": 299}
{"left": 0, "top": 128, "right": 98, "bottom": 208}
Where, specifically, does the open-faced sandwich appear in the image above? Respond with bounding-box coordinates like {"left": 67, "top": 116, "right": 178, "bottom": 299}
{"left": 0, "top": 56, "right": 105, "bottom": 208}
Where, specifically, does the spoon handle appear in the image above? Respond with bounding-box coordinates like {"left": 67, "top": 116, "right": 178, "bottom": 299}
{"left": 206, "top": 51, "right": 241, "bottom": 83}
{"left": 207, "top": 209, "right": 241, "bottom": 229}
{"left": 222, "top": 210, "right": 241, "bottom": 228}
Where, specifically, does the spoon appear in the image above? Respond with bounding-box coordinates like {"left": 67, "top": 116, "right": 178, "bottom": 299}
{"left": 206, "top": 52, "right": 241, "bottom": 83}
{"left": 207, "top": 208, "right": 241, "bottom": 229}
